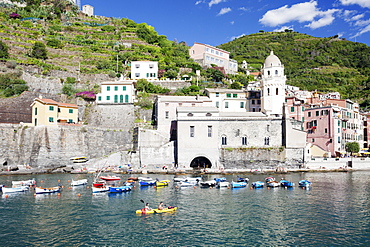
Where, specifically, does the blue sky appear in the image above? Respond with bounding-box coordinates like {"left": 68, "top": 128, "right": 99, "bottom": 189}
{"left": 80, "top": 0, "right": 370, "bottom": 47}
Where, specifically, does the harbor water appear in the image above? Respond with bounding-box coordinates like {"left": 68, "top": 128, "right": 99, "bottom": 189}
{"left": 0, "top": 171, "right": 369, "bottom": 246}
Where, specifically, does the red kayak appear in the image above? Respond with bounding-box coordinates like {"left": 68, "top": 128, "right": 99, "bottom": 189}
{"left": 100, "top": 176, "right": 121, "bottom": 181}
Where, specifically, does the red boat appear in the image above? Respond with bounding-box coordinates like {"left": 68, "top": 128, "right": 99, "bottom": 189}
{"left": 93, "top": 181, "right": 106, "bottom": 187}
{"left": 100, "top": 176, "right": 121, "bottom": 181}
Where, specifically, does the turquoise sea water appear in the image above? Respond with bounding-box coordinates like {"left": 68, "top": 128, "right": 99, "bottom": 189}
{"left": 0, "top": 172, "right": 369, "bottom": 246}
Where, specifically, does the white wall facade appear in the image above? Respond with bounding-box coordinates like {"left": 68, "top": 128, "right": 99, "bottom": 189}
{"left": 204, "top": 88, "right": 247, "bottom": 112}
{"left": 131, "top": 61, "right": 158, "bottom": 80}
{"left": 82, "top": 5, "right": 94, "bottom": 16}
{"left": 96, "top": 80, "right": 135, "bottom": 104}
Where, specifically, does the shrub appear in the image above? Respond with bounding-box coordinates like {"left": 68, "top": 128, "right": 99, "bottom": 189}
{"left": 30, "top": 41, "right": 48, "bottom": 59}
{"left": 0, "top": 40, "right": 9, "bottom": 59}
{"left": 76, "top": 91, "right": 96, "bottom": 100}
{"left": 101, "top": 25, "right": 116, "bottom": 32}
{"left": 46, "top": 38, "right": 63, "bottom": 49}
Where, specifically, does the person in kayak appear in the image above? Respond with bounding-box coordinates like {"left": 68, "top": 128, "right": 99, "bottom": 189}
{"left": 144, "top": 203, "right": 152, "bottom": 211}
{"left": 158, "top": 202, "right": 165, "bottom": 210}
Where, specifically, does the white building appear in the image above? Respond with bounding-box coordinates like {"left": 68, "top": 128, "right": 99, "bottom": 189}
{"left": 204, "top": 88, "right": 247, "bottom": 112}
{"left": 131, "top": 61, "right": 158, "bottom": 80}
{"left": 82, "top": 4, "right": 94, "bottom": 16}
{"left": 261, "top": 51, "right": 286, "bottom": 116}
{"left": 189, "top": 43, "right": 238, "bottom": 75}
{"left": 96, "top": 80, "right": 136, "bottom": 104}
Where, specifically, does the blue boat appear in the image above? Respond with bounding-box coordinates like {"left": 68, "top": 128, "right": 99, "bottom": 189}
{"left": 139, "top": 180, "right": 156, "bottom": 186}
{"left": 280, "top": 180, "right": 294, "bottom": 187}
{"left": 298, "top": 180, "right": 312, "bottom": 187}
{"left": 214, "top": 177, "right": 227, "bottom": 183}
{"left": 108, "top": 185, "right": 132, "bottom": 193}
{"left": 237, "top": 177, "right": 249, "bottom": 183}
{"left": 251, "top": 181, "right": 264, "bottom": 188}
{"left": 231, "top": 181, "right": 247, "bottom": 188}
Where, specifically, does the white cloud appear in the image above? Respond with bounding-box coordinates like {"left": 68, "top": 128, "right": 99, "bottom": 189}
{"left": 355, "top": 19, "right": 370, "bottom": 26}
{"left": 340, "top": 0, "right": 370, "bottom": 8}
{"left": 217, "top": 7, "right": 231, "bottom": 16}
{"left": 209, "top": 0, "right": 226, "bottom": 8}
{"left": 259, "top": 1, "right": 320, "bottom": 26}
{"left": 239, "top": 7, "right": 249, "bottom": 11}
{"left": 230, "top": 21, "right": 235, "bottom": 25}
{"left": 230, "top": 33, "right": 246, "bottom": 41}
{"left": 259, "top": 1, "right": 339, "bottom": 30}
{"left": 273, "top": 26, "right": 294, "bottom": 32}
{"left": 305, "top": 9, "right": 338, "bottom": 29}
{"left": 352, "top": 24, "right": 370, "bottom": 38}
{"left": 350, "top": 14, "right": 364, "bottom": 21}
{"left": 195, "top": 1, "right": 203, "bottom": 5}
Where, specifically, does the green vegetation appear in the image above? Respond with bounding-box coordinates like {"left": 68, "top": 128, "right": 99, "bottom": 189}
{"left": 219, "top": 31, "right": 370, "bottom": 109}
{"left": 345, "top": 142, "right": 360, "bottom": 155}
{"left": 0, "top": 72, "right": 28, "bottom": 97}
{"left": 0, "top": 40, "right": 9, "bottom": 59}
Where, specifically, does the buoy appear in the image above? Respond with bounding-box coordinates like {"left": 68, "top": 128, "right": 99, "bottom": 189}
{"left": 92, "top": 193, "right": 94, "bottom": 196}
{"left": 67, "top": 180, "right": 71, "bottom": 183}
{"left": 86, "top": 186, "right": 90, "bottom": 189}
{"left": 58, "top": 180, "right": 61, "bottom": 182}
{"left": 154, "top": 186, "right": 156, "bottom": 189}
{"left": 5, "top": 194, "right": 9, "bottom": 198}
{"left": 68, "top": 187, "right": 72, "bottom": 190}
{"left": 175, "top": 186, "right": 179, "bottom": 189}
{"left": 250, "top": 187, "right": 253, "bottom": 190}
{"left": 62, "top": 186, "right": 64, "bottom": 189}
{"left": 227, "top": 186, "right": 230, "bottom": 189}
{"left": 267, "top": 187, "right": 270, "bottom": 190}
{"left": 57, "top": 193, "right": 61, "bottom": 196}
{"left": 193, "top": 186, "right": 196, "bottom": 189}
{"left": 77, "top": 193, "right": 81, "bottom": 197}
{"left": 210, "top": 187, "right": 212, "bottom": 189}
{"left": 40, "top": 180, "right": 44, "bottom": 183}
{"left": 133, "top": 186, "right": 136, "bottom": 189}
{"left": 34, "top": 193, "right": 36, "bottom": 196}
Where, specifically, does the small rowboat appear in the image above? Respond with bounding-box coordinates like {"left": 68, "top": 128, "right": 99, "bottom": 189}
{"left": 92, "top": 186, "right": 109, "bottom": 193}
{"left": 200, "top": 180, "right": 216, "bottom": 188}
{"left": 266, "top": 181, "right": 280, "bottom": 187}
{"left": 35, "top": 186, "right": 61, "bottom": 194}
{"left": 280, "top": 180, "right": 294, "bottom": 187}
{"left": 298, "top": 180, "right": 312, "bottom": 187}
{"left": 139, "top": 180, "right": 156, "bottom": 186}
{"left": 155, "top": 180, "right": 170, "bottom": 187}
{"left": 252, "top": 181, "right": 264, "bottom": 188}
{"left": 108, "top": 185, "right": 132, "bottom": 193}
{"left": 12, "top": 179, "right": 36, "bottom": 186}
{"left": 100, "top": 176, "right": 121, "bottom": 181}
{"left": 71, "top": 179, "right": 88, "bottom": 186}
{"left": 136, "top": 206, "right": 178, "bottom": 214}
{"left": 231, "top": 181, "right": 247, "bottom": 188}
{"left": 2, "top": 186, "right": 29, "bottom": 193}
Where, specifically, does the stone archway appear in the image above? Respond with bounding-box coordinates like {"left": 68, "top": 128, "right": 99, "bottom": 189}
{"left": 190, "top": 156, "right": 212, "bottom": 169}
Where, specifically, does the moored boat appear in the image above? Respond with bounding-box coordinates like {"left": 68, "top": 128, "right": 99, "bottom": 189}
{"left": 92, "top": 186, "right": 109, "bottom": 193}
{"left": 280, "top": 180, "right": 294, "bottom": 187}
{"left": 2, "top": 186, "right": 29, "bottom": 193}
{"left": 100, "top": 175, "right": 121, "bottom": 181}
{"left": 155, "top": 180, "right": 170, "bottom": 187}
{"left": 252, "top": 181, "right": 264, "bottom": 188}
{"left": 108, "top": 185, "right": 132, "bottom": 193}
{"left": 71, "top": 179, "right": 88, "bottom": 186}
{"left": 12, "top": 179, "right": 36, "bottom": 187}
{"left": 139, "top": 180, "right": 156, "bottom": 186}
{"left": 231, "top": 181, "right": 247, "bottom": 188}
{"left": 266, "top": 181, "right": 280, "bottom": 187}
{"left": 200, "top": 180, "right": 217, "bottom": 188}
{"left": 136, "top": 206, "right": 177, "bottom": 214}
{"left": 298, "top": 180, "right": 312, "bottom": 187}
{"left": 237, "top": 177, "right": 249, "bottom": 183}
{"left": 265, "top": 177, "right": 275, "bottom": 183}
{"left": 215, "top": 177, "right": 229, "bottom": 188}
{"left": 35, "top": 186, "right": 61, "bottom": 194}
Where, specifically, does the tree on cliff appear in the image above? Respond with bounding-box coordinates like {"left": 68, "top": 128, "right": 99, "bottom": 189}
{"left": 0, "top": 41, "right": 9, "bottom": 60}
{"left": 30, "top": 41, "right": 48, "bottom": 60}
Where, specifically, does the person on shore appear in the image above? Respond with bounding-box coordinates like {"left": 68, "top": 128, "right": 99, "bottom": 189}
{"left": 158, "top": 202, "right": 165, "bottom": 210}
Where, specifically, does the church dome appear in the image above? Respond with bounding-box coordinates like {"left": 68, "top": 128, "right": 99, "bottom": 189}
{"left": 264, "top": 51, "right": 281, "bottom": 67}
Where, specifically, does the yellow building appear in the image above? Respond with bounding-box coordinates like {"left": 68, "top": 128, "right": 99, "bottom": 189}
{"left": 30, "top": 97, "right": 79, "bottom": 126}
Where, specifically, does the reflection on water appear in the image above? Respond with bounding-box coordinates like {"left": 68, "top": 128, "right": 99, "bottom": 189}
{"left": 0, "top": 172, "right": 370, "bottom": 246}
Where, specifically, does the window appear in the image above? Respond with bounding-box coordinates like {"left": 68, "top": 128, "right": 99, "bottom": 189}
{"left": 135, "top": 64, "right": 140, "bottom": 68}
{"left": 275, "top": 70, "right": 278, "bottom": 75}
{"left": 252, "top": 100, "right": 255, "bottom": 104}
{"left": 120, "top": 95, "right": 123, "bottom": 103}
{"left": 267, "top": 88, "right": 270, "bottom": 96}
{"left": 226, "top": 93, "right": 231, "bottom": 98}
{"left": 165, "top": 111, "right": 169, "bottom": 119}
{"left": 325, "top": 128, "right": 328, "bottom": 133}
{"left": 69, "top": 109, "right": 73, "bottom": 114}
{"left": 34, "top": 107, "right": 37, "bottom": 115}
{"left": 215, "top": 92, "right": 219, "bottom": 97}
{"left": 114, "top": 95, "right": 118, "bottom": 103}
{"left": 242, "top": 136, "right": 247, "bottom": 145}
{"left": 302, "top": 117, "right": 304, "bottom": 122}
{"left": 267, "top": 125, "right": 270, "bottom": 132}
{"left": 114, "top": 86, "right": 118, "bottom": 91}
{"left": 149, "top": 64, "right": 154, "bottom": 68}
{"left": 190, "top": 126, "right": 194, "bottom": 137}
{"left": 240, "top": 102, "right": 244, "bottom": 108}
{"left": 264, "top": 137, "right": 270, "bottom": 145}
{"left": 221, "top": 136, "right": 227, "bottom": 145}
{"left": 225, "top": 102, "right": 229, "bottom": 108}
{"left": 338, "top": 128, "right": 340, "bottom": 133}
{"left": 49, "top": 117, "right": 54, "bottom": 123}
{"left": 68, "top": 119, "right": 73, "bottom": 123}
{"left": 49, "top": 106, "right": 54, "bottom": 111}
{"left": 276, "top": 88, "right": 279, "bottom": 95}
{"left": 58, "top": 108, "right": 61, "bottom": 113}
{"left": 98, "top": 96, "right": 102, "bottom": 101}
{"left": 291, "top": 107, "right": 295, "bottom": 112}
{"left": 338, "top": 137, "right": 340, "bottom": 143}
{"left": 233, "top": 94, "right": 237, "bottom": 98}
{"left": 216, "top": 101, "right": 219, "bottom": 108}
{"left": 135, "top": 73, "right": 140, "bottom": 77}
{"left": 123, "top": 86, "right": 127, "bottom": 91}
{"left": 208, "top": 126, "right": 212, "bottom": 137}
{"left": 315, "top": 111, "right": 319, "bottom": 116}
{"left": 302, "top": 106, "right": 305, "bottom": 111}
{"left": 308, "top": 112, "right": 311, "bottom": 117}
{"left": 312, "top": 138, "right": 315, "bottom": 142}
{"left": 257, "top": 100, "right": 261, "bottom": 104}
{"left": 125, "top": 95, "right": 129, "bottom": 103}
{"left": 267, "top": 70, "right": 270, "bottom": 76}
{"left": 106, "top": 96, "right": 110, "bottom": 101}
{"left": 107, "top": 86, "right": 110, "bottom": 91}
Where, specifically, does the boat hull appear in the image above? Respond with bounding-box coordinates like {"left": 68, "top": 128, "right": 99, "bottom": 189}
{"left": 100, "top": 176, "right": 121, "bottom": 181}
{"left": 2, "top": 186, "right": 29, "bottom": 193}
{"left": 35, "top": 187, "right": 61, "bottom": 194}
{"left": 231, "top": 182, "right": 247, "bottom": 188}
{"left": 155, "top": 180, "right": 170, "bottom": 187}
{"left": 71, "top": 179, "right": 88, "bottom": 186}
{"left": 108, "top": 186, "right": 132, "bottom": 193}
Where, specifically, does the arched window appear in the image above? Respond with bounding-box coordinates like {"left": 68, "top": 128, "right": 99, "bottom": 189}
{"left": 221, "top": 136, "right": 227, "bottom": 145}
{"left": 267, "top": 70, "right": 270, "bottom": 76}
{"left": 275, "top": 70, "right": 278, "bottom": 75}
{"left": 276, "top": 88, "right": 279, "bottom": 95}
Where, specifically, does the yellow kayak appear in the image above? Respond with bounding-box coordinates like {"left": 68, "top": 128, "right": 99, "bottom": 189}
{"left": 155, "top": 180, "right": 170, "bottom": 187}
{"left": 136, "top": 207, "right": 178, "bottom": 214}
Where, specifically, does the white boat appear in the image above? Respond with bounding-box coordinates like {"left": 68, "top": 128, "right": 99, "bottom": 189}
{"left": 35, "top": 186, "right": 61, "bottom": 194}
{"left": 200, "top": 180, "right": 217, "bottom": 187}
{"left": 92, "top": 186, "right": 109, "bottom": 193}
{"left": 12, "top": 179, "right": 36, "bottom": 186}
{"left": 179, "top": 181, "right": 196, "bottom": 187}
{"left": 217, "top": 181, "right": 230, "bottom": 188}
{"left": 2, "top": 186, "right": 29, "bottom": 193}
{"left": 173, "top": 177, "right": 186, "bottom": 182}
{"left": 266, "top": 181, "right": 280, "bottom": 187}
{"left": 71, "top": 179, "right": 88, "bottom": 186}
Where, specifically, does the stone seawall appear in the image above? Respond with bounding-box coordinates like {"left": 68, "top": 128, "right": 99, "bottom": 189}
{"left": 0, "top": 124, "right": 134, "bottom": 171}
